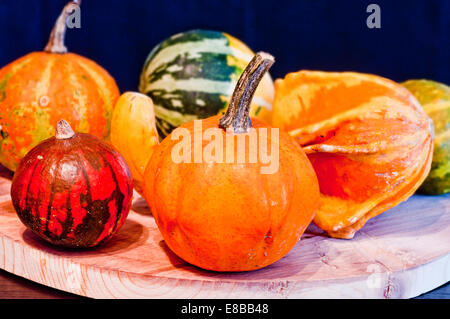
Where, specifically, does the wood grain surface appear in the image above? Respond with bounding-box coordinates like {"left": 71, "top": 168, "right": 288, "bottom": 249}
{"left": 0, "top": 166, "right": 448, "bottom": 299}
{"left": 1, "top": 269, "right": 448, "bottom": 299}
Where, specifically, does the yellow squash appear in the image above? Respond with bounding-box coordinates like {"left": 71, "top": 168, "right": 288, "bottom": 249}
{"left": 110, "top": 92, "right": 159, "bottom": 194}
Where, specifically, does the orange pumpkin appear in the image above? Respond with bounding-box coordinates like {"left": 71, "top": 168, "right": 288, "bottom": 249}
{"left": 0, "top": 1, "right": 119, "bottom": 171}
{"left": 143, "top": 53, "right": 320, "bottom": 271}
{"left": 273, "top": 71, "right": 434, "bottom": 238}
{"left": 110, "top": 92, "right": 159, "bottom": 194}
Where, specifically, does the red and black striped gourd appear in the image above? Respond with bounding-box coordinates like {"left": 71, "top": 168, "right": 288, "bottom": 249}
{"left": 11, "top": 120, "right": 133, "bottom": 248}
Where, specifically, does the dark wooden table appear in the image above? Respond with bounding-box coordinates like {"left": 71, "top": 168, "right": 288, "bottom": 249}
{"left": 0, "top": 268, "right": 448, "bottom": 299}
{"left": 0, "top": 269, "right": 78, "bottom": 299}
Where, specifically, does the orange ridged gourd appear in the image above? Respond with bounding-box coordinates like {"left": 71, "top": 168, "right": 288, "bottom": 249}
{"left": 273, "top": 71, "right": 434, "bottom": 239}
{"left": 0, "top": 1, "right": 119, "bottom": 171}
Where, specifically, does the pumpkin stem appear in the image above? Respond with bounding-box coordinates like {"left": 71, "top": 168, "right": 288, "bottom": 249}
{"left": 44, "top": 0, "right": 82, "bottom": 54}
{"left": 219, "top": 52, "right": 274, "bottom": 133}
{"left": 56, "top": 120, "right": 75, "bottom": 139}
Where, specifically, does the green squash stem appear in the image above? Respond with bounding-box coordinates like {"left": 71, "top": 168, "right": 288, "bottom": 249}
{"left": 219, "top": 52, "right": 274, "bottom": 134}
{"left": 44, "top": 0, "right": 81, "bottom": 54}
{"left": 56, "top": 119, "right": 75, "bottom": 139}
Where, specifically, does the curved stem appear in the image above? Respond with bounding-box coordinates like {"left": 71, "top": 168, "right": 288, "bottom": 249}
{"left": 44, "top": 0, "right": 82, "bottom": 54}
{"left": 219, "top": 52, "right": 274, "bottom": 133}
{"left": 56, "top": 120, "right": 75, "bottom": 139}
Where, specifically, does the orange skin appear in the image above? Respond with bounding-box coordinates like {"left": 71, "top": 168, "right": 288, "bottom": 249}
{"left": 0, "top": 52, "right": 120, "bottom": 171}
{"left": 273, "top": 71, "right": 434, "bottom": 238}
{"left": 143, "top": 116, "right": 320, "bottom": 271}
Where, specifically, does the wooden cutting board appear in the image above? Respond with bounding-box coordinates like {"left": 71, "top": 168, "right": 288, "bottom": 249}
{"left": 0, "top": 166, "right": 448, "bottom": 299}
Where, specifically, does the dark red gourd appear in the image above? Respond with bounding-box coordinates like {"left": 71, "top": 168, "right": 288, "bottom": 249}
{"left": 11, "top": 120, "right": 133, "bottom": 248}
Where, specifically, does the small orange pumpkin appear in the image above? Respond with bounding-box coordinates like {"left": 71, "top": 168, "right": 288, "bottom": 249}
{"left": 143, "top": 53, "right": 320, "bottom": 271}
{"left": 273, "top": 71, "right": 434, "bottom": 238}
{"left": 0, "top": 1, "right": 119, "bottom": 171}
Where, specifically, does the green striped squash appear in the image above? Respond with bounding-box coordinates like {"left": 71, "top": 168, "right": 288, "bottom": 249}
{"left": 139, "top": 29, "right": 275, "bottom": 137}
{"left": 402, "top": 79, "right": 450, "bottom": 194}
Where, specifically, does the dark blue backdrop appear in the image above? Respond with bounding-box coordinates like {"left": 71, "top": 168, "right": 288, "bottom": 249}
{"left": 0, "top": 0, "right": 448, "bottom": 92}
